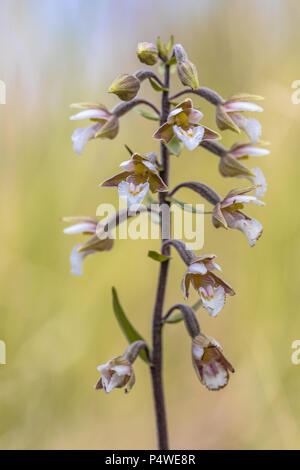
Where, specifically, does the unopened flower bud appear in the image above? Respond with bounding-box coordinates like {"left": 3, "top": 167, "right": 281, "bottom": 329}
{"left": 174, "top": 44, "right": 199, "bottom": 90}
{"left": 137, "top": 42, "right": 158, "bottom": 65}
{"left": 177, "top": 60, "right": 199, "bottom": 90}
{"left": 109, "top": 74, "right": 140, "bottom": 102}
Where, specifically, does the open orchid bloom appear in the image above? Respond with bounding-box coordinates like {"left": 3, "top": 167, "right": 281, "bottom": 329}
{"left": 219, "top": 142, "right": 269, "bottom": 197}
{"left": 102, "top": 153, "right": 167, "bottom": 207}
{"left": 216, "top": 94, "right": 264, "bottom": 143}
{"left": 154, "top": 99, "right": 220, "bottom": 151}
{"left": 181, "top": 255, "right": 235, "bottom": 317}
{"left": 62, "top": 216, "right": 113, "bottom": 276}
{"left": 95, "top": 357, "right": 135, "bottom": 394}
{"left": 192, "top": 333, "right": 234, "bottom": 391}
{"left": 212, "top": 186, "right": 265, "bottom": 247}
{"left": 70, "top": 103, "right": 119, "bottom": 155}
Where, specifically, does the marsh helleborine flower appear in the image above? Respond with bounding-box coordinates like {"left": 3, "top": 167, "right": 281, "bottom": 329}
{"left": 212, "top": 186, "right": 265, "bottom": 246}
{"left": 62, "top": 216, "right": 113, "bottom": 276}
{"left": 108, "top": 74, "right": 141, "bottom": 102}
{"left": 70, "top": 103, "right": 119, "bottom": 155}
{"left": 137, "top": 42, "right": 158, "bottom": 65}
{"left": 182, "top": 255, "right": 235, "bottom": 317}
{"left": 102, "top": 152, "right": 168, "bottom": 207}
{"left": 219, "top": 142, "right": 269, "bottom": 197}
{"left": 192, "top": 333, "right": 234, "bottom": 390}
{"left": 154, "top": 99, "right": 220, "bottom": 151}
{"left": 95, "top": 357, "right": 135, "bottom": 394}
{"left": 216, "top": 94, "right": 264, "bottom": 143}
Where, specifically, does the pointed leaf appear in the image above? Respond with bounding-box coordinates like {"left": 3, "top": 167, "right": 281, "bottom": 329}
{"left": 149, "top": 77, "right": 168, "bottom": 92}
{"left": 135, "top": 107, "right": 160, "bottom": 121}
{"left": 148, "top": 250, "right": 171, "bottom": 263}
{"left": 112, "top": 288, "right": 150, "bottom": 364}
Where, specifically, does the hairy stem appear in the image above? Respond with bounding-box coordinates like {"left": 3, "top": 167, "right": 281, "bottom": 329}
{"left": 150, "top": 63, "right": 170, "bottom": 450}
{"left": 112, "top": 98, "right": 161, "bottom": 118}
{"left": 169, "top": 87, "right": 224, "bottom": 106}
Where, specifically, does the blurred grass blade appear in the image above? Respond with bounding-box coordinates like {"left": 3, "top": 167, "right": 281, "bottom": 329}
{"left": 112, "top": 287, "right": 150, "bottom": 364}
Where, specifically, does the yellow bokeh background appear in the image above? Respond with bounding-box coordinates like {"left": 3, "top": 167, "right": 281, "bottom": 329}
{"left": 1, "top": 0, "right": 300, "bottom": 449}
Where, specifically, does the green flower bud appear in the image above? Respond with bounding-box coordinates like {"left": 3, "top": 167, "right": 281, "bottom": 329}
{"left": 137, "top": 42, "right": 158, "bottom": 65}
{"left": 177, "top": 60, "right": 199, "bottom": 90}
{"left": 108, "top": 74, "right": 140, "bottom": 102}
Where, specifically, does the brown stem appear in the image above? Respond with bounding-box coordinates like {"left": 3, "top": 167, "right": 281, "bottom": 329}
{"left": 170, "top": 87, "right": 224, "bottom": 106}
{"left": 112, "top": 98, "right": 161, "bottom": 118}
{"left": 150, "top": 63, "right": 170, "bottom": 450}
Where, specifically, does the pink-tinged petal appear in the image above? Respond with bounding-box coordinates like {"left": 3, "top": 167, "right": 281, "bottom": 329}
{"left": 173, "top": 125, "right": 204, "bottom": 151}
{"left": 200, "top": 285, "right": 225, "bottom": 317}
{"left": 63, "top": 222, "right": 96, "bottom": 235}
{"left": 248, "top": 167, "right": 267, "bottom": 197}
{"left": 222, "top": 194, "right": 265, "bottom": 208}
{"left": 230, "top": 144, "right": 270, "bottom": 157}
{"left": 69, "top": 244, "right": 96, "bottom": 276}
{"left": 202, "top": 362, "right": 229, "bottom": 390}
{"left": 202, "top": 126, "right": 221, "bottom": 141}
{"left": 97, "top": 362, "right": 109, "bottom": 372}
{"left": 223, "top": 101, "right": 263, "bottom": 113}
{"left": 211, "top": 273, "right": 235, "bottom": 296}
{"left": 70, "top": 109, "right": 109, "bottom": 121}
{"left": 71, "top": 124, "right": 101, "bottom": 155}
{"left": 118, "top": 180, "right": 149, "bottom": 207}
{"left": 186, "top": 108, "right": 203, "bottom": 124}
{"left": 153, "top": 123, "right": 174, "bottom": 143}
{"left": 188, "top": 262, "right": 207, "bottom": 275}
{"left": 181, "top": 272, "right": 192, "bottom": 299}
{"left": 119, "top": 159, "right": 137, "bottom": 172}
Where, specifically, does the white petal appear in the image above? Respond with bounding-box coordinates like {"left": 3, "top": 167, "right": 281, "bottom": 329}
{"left": 97, "top": 362, "right": 109, "bottom": 372}
{"left": 224, "top": 194, "right": 265, "bottom": 207}
{"left": 173, "top": 125, "right": 205, "bottom": 151}
{"left": 235, "top": 217, "right": 263, "bottom": 247}
{"left": 241, "top": 118, "right": 262, "bottom": 144}
{"left": 64, "top": 222, "right": 96, "bottom": 235}
{"left": 118, "top": 181, "right": 149, "bottom": 208}
{"left": 71, "top": 124, "right": 100, "bottom": 155}
{"left": 188, "top": 262, "right": 207, "bottom": 275}
{"left": 224, "top": 101, "right": 263, "bottom": 112}
{"left": 111, "top": 365, "right": 131, "bottom": 376}
{"left": 192, "top": 344, "right": 204, "bottom": 360}
{"left": 203, "top": 363, "right": 228, "bottom": 390}
{"left": 200, "top": 285, "right": 225, "bottom": 317}
{"left": 70, "top": 109, "right": 108, "bottom": 121}
{"left": 250, "top": 167, "right": 267, "bottom": 197}
{"left": 168, "top": 107, "right": 183, "bottom": 119}
{"left": 69, "top": 244, "right": 96, "bottom": 276}
{"left": 231, "top": 145, "right": 270, "bottom": 157}
{"left": 105, "top": 373, "right": 124, "bottom": 393}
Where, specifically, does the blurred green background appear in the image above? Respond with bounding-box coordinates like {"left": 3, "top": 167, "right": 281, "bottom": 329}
{"left": 0, "top": 0, "right": 300, "bottom": 450}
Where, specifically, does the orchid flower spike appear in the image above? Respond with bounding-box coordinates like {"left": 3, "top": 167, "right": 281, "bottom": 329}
{"left": 219, "top": 142, "right": 269, "bottom": 197}
{"left": 62, "top": 216, "right": 113, "bottom": 276}
{"left": 192, "top": 333, "right": 234, "bottom": 391}
{"left": 154, "top": 99, "right": 220, "bottom": 151}
{"left": 102, "top": 152, "right": 167, "bottom": 208}
{"left": 181, "top": 255, "right": 235, "bottom": 317}
{"left": 216, "top": 93, "right": 264, "bottom": 143}
{"left": 212, "top": 186, "right": 265, "bottom": 246}
{"left": 70, "top": 103, "right": 119, "bottom": 155}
